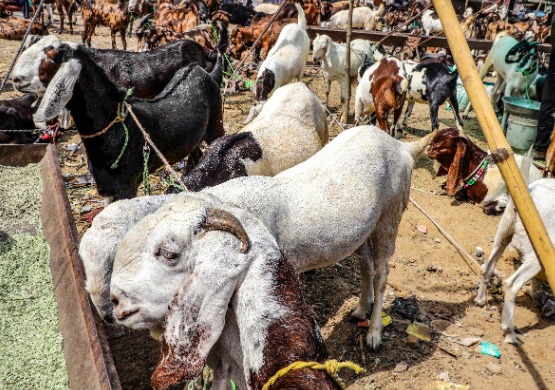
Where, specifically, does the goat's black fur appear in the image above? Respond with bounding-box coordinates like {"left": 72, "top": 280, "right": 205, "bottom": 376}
{"left": 405, "top": 62, "right": 463, "bottom": 131}
{"left": 53, "top": 44, "right": 224, "bottom": 199}
{"left": 221, "top": 3, "right": 255, "bottom": 26}
{"left": 84, "top": 39, "right": 218, "bottom": 99}
{"left": 167, "top": 132, "right": 263, "bottom": 193}
{"left": 0, "top": 94, "right": 37, "bottom": 144}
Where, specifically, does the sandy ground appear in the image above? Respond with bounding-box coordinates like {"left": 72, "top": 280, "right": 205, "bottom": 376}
{"left": 1, "top": 14, "right": 555, "bottom": 390}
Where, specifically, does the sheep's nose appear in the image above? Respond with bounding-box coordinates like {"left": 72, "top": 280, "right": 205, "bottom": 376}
{"left": 110, "top": 294, "right": 119, "bottom": 307}
{"left": 12, "top": 77, "right": 20, "bottom": 84}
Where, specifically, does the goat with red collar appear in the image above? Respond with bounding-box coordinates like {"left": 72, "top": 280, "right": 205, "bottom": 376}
{"left": 427, "top": 128, "right": 542, "bottom": 215}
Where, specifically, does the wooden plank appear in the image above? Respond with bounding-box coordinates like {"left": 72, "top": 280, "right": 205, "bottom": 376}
{"left": 0, "top": 144, "right": 121, "bottom": 390}
{"left": 307, "top": 27, "right": 552, "bottom": 53}
{"left": 40, "top": 144, "right": 121, "bottom": 390}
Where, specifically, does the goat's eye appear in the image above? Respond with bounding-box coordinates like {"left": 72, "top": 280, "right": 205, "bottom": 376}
{"left": 155, "top": 247, "right": 179, "bottom": 263}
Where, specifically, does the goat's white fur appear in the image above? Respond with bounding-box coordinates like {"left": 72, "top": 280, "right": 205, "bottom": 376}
{"left": 34, "top": 58, "right": 82, "bottom": 129}
{"left": 241, "top": 82, "right": 328, "bottom": 175}
{"left": 421, "top": 9, "right": 443, "bottom": 36}
{"left": 475, "top": 178, "right": 555, "bottom": 344}
{"left": 245, "top": 4, "right": 309, "bottom": 123}
{"left": 312, "top": 34, "right": 373, "bottom": 122}
{"left": 111, "top": 125, "right": 435, "bottom": 352}
{"left": 79, "top": 195, "right": 174, "bottom": 322}
{"left": 13, "top": 35, "right": 77, "bottom": 96}
{"left": 321, "top": 4, "right": 385, "bottom": 31}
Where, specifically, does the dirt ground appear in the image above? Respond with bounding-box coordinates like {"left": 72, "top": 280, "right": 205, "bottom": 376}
{"left": 1, "top": 14, "right": 555, "bottom": 390}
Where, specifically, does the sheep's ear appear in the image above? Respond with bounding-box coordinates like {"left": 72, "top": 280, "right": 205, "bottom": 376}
{"left": 34, "top": 56, "right": 81, "bottom": 129}
{"left": 445, "top": 139, "right": 467, "bottom": 196}
{"left": 151, "top": 208, "right": 250, "bottom": 390}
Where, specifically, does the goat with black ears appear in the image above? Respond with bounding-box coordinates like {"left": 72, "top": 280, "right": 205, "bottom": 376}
{"left": 32, "top": 43, "right": 224, "bottom": 201}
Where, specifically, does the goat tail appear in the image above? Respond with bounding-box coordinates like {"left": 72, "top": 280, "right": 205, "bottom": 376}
{"left": 209, "top": 53, "right": 223, "bottom": 86}
{"left": 405, "top": 130, "right": 437, "bottom": 161}
{"left": 375, "top": 2, "right": 385, "bottom": 17}
{"left": 295, "top": 3, "right": 307, "bottom": 30}
{"left": 215, "top": 21, "right": 229, "bottom": 53}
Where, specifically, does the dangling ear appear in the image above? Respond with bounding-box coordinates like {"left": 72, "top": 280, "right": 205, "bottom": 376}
{"left": 34, "top": 45, "right": 81, "bottom": 129}
{"left": 151, "top": 208, "right": 250, "bottom": 390}
{"left": 445, "top": 139, "right": 468, "bottom": 196}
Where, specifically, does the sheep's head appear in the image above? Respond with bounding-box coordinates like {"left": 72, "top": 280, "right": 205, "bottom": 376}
{"left": 12, "top": 36, "right": 77, "bottom": 96}
{"left": 110, "top": 193, "right": 274, "bottom": 389}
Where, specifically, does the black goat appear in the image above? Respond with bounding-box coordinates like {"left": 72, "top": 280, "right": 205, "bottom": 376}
{"left": 33, "top": 44, "right": 224, "bottom": 200}
{"left": 221, "top": 3, "right": 255, "bottom": 25}
{"left": 403, "top": 62, "right": 464, "bottom": 131}
{"left": 0, "top": 94, "right": 37, "bottom": 144}
{"left": 167, "top": 132, "right": 263, "bottom": 193}
{"left": 12, "top": 35, "right": 218, "bottom": 100}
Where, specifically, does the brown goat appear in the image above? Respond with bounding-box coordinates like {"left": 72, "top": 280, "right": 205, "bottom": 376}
{"left": 228, "top": 17, "right": 295, "bottom": 61}
{"left": 0, "top": 15, "right": 48, "bottom": 40}
{"left": 152, "top": 1, "right": 199, "bottom": 33}
{"left": 82, "top": 0, "right": 129, "bottom": 49}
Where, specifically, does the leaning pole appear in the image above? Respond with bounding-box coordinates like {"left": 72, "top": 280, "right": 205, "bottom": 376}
{"left": 431, "top": 0, "right": 555, "bottom": 293}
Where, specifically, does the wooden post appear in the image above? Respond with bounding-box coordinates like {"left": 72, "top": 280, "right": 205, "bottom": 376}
{"left": 432, "top": 0, "right": 555, "bottom": 294}
{"left": 341, "top": 0, "right": 354, "bottom": 124}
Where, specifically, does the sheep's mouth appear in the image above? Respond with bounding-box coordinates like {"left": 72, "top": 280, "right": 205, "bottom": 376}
{"left": 14, "top": 83, "right": 31, "bottom": 92}
{"left": 116, "top": 308, "right": 140, "bottom": 322}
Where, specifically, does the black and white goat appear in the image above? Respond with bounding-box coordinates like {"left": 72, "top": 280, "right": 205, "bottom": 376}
{"left": 402, "top": 61, "right": 464, "bottom": 131}
{"left": 32, "top": 43, "right": 224, "bottom": 200}
{"left": 12, "top": 35, "right": 218, "bottom": 100}
{"left": 0, "top": 94, "right": 38, "bottom": 144}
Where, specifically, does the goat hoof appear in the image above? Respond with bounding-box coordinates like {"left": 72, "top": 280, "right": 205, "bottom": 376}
{"left": 474, "top": 294, "right": 487, "bottom": 307}
{"left": 504, "top": 333, "right": 522, "bottom": 345}
{"left": 365, "top": 332, "right": 383, "bottom": 351}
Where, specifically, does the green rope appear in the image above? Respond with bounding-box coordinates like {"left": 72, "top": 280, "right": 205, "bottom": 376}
{"left": 230, "top": 379, "right": 237, "bottom": 390}
{"left": 110, "top": 88, "right": 134, "bottom": 170}
{"left": 202, "top": 367, "right": 211, "bottom": 390}
{"left": 223, "top": 53, "right": 255, "bottom": 89}
{"left": 209, "top": 23, "right": 220, "bottom": 43}
{"left": 142, "top": 143, "right": 151, "bottom": 196}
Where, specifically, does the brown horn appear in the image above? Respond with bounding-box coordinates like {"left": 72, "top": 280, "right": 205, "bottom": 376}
{"left": 200, "top": 208, "right": 250, "bottom": 253}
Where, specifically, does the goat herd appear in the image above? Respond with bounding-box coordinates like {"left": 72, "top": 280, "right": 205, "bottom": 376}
{"left": 0, "top": 0, "right": 554, "bottom": 388}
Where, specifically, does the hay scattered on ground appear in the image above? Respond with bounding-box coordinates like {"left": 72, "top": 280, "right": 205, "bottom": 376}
{"left": 0, "top": 163, "right": 68, "bottom": 389}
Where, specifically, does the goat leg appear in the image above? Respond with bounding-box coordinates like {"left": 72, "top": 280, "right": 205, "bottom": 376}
{"left": 351, "top": 241, "right": 374, "bottom": 320}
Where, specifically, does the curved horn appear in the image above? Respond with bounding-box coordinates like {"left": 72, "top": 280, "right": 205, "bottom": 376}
{"left": 201, "top": 208, "right": 250, "bottom": 253}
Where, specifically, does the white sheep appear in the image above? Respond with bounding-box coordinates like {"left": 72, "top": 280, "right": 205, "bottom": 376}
{"left": 182, "top": 82, "right": 328, "bottom": 191}
{"left": 320, "top": 4, "right": 385, "bottom": 31}
{"left": 245, "top": 3, "right": 309, "bottom": 123}
{"left": 79, "top": 195, "right": 173, "bottom": 325}
{"left": 110, "top": 125, "right": 436, "bottom": 355}
{"left": 475, "top": 177, "right": 555, "bottom": 344}
{"left": 312, "top": 34, "right": 374, "bottom": 122}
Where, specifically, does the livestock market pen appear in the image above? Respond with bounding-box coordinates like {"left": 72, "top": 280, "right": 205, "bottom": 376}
{"left": 0, "top": 144, "right": 159, "bottom": 389}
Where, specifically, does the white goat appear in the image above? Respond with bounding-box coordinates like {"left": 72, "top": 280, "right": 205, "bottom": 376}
{"left": 312, "top": 34, "right": 374, "bottom": 122}
{"left": 184, "top": 82, "right": 327, "bottom": 189}
{"left": 110, "top": 126, "right": 435, "bottom": 354}
{"left": 79, "top": 195, "right": 173, "bottom": 325}
{"left": 475, "top": 178, "right": 555, "bottom": 345}
{"left": 421, "top": 9, "right": 443, "bottom": 36}
{"left": 321, "top": 3, "right": 385, "bottom": 31}
{"left": 245, "top": 3, "right": 309, "bottom": 123}
{"left": 113, "top": 198, "right": 341, "bottom": 390}
{"left": 463, "top": 33, "right": 539, "bottom": 118}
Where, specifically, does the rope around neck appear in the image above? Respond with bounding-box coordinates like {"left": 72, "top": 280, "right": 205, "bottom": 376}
{"left": 462, "top": 154, "right": 493, "bottom": 189}
{"left": 262, "top": 359, "right": 366, "bottom": 390}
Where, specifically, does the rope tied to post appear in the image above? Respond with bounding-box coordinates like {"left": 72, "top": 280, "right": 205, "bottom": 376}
{"left": 262, "top": 359, "right": 366, "bottom": 390}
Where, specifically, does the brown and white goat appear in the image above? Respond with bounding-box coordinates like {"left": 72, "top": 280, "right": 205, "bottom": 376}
{"left": 426, "top": 128, "right": 542, "bottom": 215}
{"left": 354, "top": 56, "right": 409, "bottom": 137}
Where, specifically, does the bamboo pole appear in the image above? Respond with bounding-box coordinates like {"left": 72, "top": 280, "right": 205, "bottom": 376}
{"left": 431, "top": 0, "right": 555, "bottom": 294}
{"left": 341, "top": 0, "right": 354, "bottom": 123}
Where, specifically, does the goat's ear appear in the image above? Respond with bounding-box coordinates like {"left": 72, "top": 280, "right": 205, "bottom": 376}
{"left": 445, "top": 139, "right": 467, "bottom": 196}
{"left": 34, "top": 58, "right": 81, "bottom": 129}
{"left": 151, "top": 208, "right": 250, "bottom": 390}
{"left": 435, "top": 164, "right": 448, "bottom": 177}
